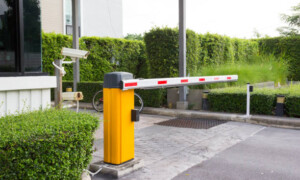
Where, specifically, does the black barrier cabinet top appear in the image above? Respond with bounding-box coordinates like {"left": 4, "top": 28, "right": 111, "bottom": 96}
{"left": 104, "top": 72, "right": 133, "bottom": 89}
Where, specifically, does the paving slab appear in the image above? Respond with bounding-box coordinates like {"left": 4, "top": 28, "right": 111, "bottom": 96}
{"left": 142, "top": 107, "right": 300, "bottom": 129}
{"left": 73, "top": 108, "right": 171, "bottom": 140}
{"left": 91, "top": 116, "right": 265, "bottom": 180}
{"left": 173, "top": 127, "right": 300, "bottom": 180}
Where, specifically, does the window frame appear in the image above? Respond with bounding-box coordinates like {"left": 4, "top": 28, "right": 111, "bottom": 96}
{"left": 0, "top": 0, "right": 46, "bottom": 77}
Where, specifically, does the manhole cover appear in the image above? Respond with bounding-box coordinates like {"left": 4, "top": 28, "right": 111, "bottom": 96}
{"left": 156, "top": 118, "right": 227, "bottom": 129}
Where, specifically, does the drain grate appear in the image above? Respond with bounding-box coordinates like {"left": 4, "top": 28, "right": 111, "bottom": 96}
{"left": 156, "top": 118, "right": 227, "bottom": 129}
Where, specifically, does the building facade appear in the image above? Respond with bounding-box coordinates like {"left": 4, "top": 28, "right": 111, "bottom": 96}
{"left": 41, "top": 0, "right": 123, "bottom": 38}
{"left": 0, "top": 0, "right": 56, "bottom": 117}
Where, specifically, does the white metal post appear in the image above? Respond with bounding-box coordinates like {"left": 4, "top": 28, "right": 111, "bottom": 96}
{"left": 246, "top": 83, "right": 250, "bottom": 116}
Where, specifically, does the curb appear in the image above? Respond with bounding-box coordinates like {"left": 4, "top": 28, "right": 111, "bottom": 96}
{"left": 142, "top": 107, "right": 300, "bottom": 130}
{"left": 69, "top": 102, "right": 300, "bottom": 129}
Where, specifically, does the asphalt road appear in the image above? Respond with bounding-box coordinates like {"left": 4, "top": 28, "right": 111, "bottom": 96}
{"left": 173, "top": 127, "right": 300, "bottom": 180}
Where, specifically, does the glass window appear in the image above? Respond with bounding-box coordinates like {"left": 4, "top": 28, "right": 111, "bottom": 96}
{"left": 64, "top": 0, "right": 81, "bottom": 36}
{"left": 23, "top": 0, "right": 41, "bottom": 72}
{"left": 65, "top": 0, "right": 72, "bottom": 26}
{"left": 0, "top": 0, "right": 17, "bottom": 72}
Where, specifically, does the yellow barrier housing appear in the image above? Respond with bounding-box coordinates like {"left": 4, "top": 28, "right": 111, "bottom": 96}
{"left": 103, "top": 72, "right": 135, "bottom": 165}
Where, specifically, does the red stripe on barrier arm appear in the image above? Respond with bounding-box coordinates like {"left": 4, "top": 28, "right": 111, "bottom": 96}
{"left": 214, "top": 77, "right": 220, "bottom": 80}
{"left": 227, "top": 77, "right": 232, "bottom": 80}
{"left": 199, "top": 78, "right": 205, "bottom": 82}
{"left": 158, "top": 80, "right": 167, "bottom": 85}
{"left": 181, "top": 79, "right": 188, "bottom": 83}
{"left": 125, "top": 82, "right": 137, "bottom": 87}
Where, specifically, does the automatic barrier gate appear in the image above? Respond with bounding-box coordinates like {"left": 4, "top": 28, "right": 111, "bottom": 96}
{"left": 103, "top": 72, "right": 238, "bottom": 165}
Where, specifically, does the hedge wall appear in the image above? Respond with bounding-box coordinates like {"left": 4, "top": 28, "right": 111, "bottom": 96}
{"left": 54, "top": 82, "right": 166, "bottom": 108}
{"left": 135, "top": 89, "right": 167, "bottom": 108}
{"left": 51, "top": 81, "right": 103, "bottom": 103}
{"left": 0, "top": 109, "right": 99, "bottom": 179}
{"left": 208, "top": 93, "right": 275, "bottom": 115}
{"left": 285, "top": 96, "right": 300, "bottom": 117}
{"left": 144, "top": 28, "right": 259, "bottom": 78}
{"left": 42, "top": 33, "right": 149, "bottom": 81}
{"left": 208, "top": 85, "right": 300, "bottom": 117}
{"left": 199, "top": 34, "right": 258, "bottom": 66}
{"left": 258, "top": 37, "right": 300, "bottom": 80}
{"left": 144, "top": 27, "right": 200, "bottom": 78}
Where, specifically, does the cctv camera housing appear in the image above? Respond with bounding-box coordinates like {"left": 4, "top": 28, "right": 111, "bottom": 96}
{"left": 61, "top": 47, "right": 90, "bottom": 59}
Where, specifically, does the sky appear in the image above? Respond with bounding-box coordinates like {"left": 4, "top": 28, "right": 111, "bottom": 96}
{"left": 123, "top": 0, "right": 299, "bottom": 38}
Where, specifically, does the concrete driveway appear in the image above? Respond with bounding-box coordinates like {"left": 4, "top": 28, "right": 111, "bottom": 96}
{"left": 83, "top": 108, "right": 300, "bottom": 180}
{"left": 173, "top": 127, "right": 300, "bottom": 180}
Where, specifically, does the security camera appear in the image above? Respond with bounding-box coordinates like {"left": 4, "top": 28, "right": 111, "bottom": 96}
{"left": 61, "top": 47, "right": 89, "bottom": 59}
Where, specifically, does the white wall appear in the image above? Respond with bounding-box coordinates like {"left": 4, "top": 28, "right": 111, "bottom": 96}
{"left": 0, "top": 76, "right": 56, "bottom": 117}
{"left": 81, "top": 0, "right": 123, "bottom": 38}
{"left": 40, "top": 0, "right": 64, "bottom": 34}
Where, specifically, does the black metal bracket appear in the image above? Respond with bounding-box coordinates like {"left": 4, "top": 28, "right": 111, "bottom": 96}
{"left": 131, "top": 109, "right": 139, "bottom": 122}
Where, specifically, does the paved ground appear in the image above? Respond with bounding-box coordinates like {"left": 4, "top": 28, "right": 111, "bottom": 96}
{"left": 79, "top": 109, "right": 300, "bottom": 180}
{"left": 86, "top": 110, "right": 261, "bottom": 179}
{"left": 71, "top": 105, "right": 300, "bottom": 180}
{"left": 173, "top": 127, "right": 300, "bottom": 180}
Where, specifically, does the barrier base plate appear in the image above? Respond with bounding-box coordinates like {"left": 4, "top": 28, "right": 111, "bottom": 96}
{"left": 89, "top": 158, "right": 144, "bottom": 178}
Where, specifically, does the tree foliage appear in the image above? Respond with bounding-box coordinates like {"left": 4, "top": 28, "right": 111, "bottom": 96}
{"left": 124, "top": 33, "right": 144, "bottom": 41}
{"left": 277, "top": 3, "right": 300, "bottom": 36}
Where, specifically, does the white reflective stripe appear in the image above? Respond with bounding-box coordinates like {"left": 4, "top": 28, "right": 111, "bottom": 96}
{"left": 122, "top": 75, "right": 238, "bottom": 90}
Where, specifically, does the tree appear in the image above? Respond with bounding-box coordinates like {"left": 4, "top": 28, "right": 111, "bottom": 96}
{"left": 253, "top": 28, "right": 262, "bottom": 38}
{"left": 124, "top": 33, "right": 144, "bottom": 41}
{"left": 277, "top": 3, "right": 300, "bottom": 36}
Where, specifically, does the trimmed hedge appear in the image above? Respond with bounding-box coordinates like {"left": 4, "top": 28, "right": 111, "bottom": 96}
{"left": 144, "top": 27, "right": 200, "bottom": 78}
{"left": 42, "top": 33, "right": 149, "bottom": 81}
{"left": 63, "top": 81, "right": 103, "bottom": 103}
{"left": 51, "top": 81, "right": 103, "bottom": 103}
{"left": 52, "top": 82, "right": 167, "bottom": 108}
{"left": 285, "top": 96, "right": 300, "bottom": 117}
{"left": 208, "top": 85, "right": 300, "bottom": 117}
{"left": 208, "top": 92, "right": 275, "bottom": 115}
{"left": 0, "top": 109, "right": 99, "bottom": 179}
{"left": 144, "top": 28, "right": 259, "bottom": 78}
{"left": 258, "top": 37, "right": 300, "bottom": 80}
{"left": 135, "top": 89, "right": 167, "bottom": 108}
{"left": 199, "top": 34, "right": 258, "bottom": 66}
{"left": 62, "top": 82, "right": 167, "bottom": 108}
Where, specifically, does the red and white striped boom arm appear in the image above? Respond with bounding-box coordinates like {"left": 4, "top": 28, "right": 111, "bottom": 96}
{"left": 122, "top": 75, "right": 238, "bottom": 90}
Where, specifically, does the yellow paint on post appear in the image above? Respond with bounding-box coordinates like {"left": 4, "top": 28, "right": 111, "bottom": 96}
{"left": 103, "top": 88, "right": 135, "bottom": 164}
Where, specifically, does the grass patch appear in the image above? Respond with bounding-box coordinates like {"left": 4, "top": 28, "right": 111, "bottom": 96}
{"left": 193, "top": 55, "right": 289, "bottom": 89}
{"left": 211, "top": 84, "right": 300, "bottom": 96}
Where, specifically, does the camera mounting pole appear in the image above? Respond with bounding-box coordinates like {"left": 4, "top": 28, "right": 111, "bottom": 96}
{"left": 72, "top": 0, "right": 81, "bottom": 92}
{"left": 54, "top": 59, "right": 63, "bottom": 109}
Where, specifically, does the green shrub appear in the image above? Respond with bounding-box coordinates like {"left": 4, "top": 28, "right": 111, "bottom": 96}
{"left": 135, "top": 89, "right": 167, "bottom": 108}
{"left": 51, "top": 81, "right": 103, "bottom": 103}
{"left": 0, "top": 109, "right": 99, "bottom": 179}
{"left": 208, "top": 92, "right": 275, "bottom": 115}
{"left": 52, "top": 82, "right": 166, "bottom": 108}
{"left": 144, "top": 28, "right": 259, "bottom": 79}
{"left": 259, "top": 36, "right": 300, "bottom": 80}
{"left": 198, "top": 33, "right": 258, "bottom": 66}
{"left": 42, "top": 33, "right": 149, "bottom": 81}
{"left": 208, "top": 85, "right": 300, "bottom": 116}
{"left": 285, "top": 96, "right": 300, "bottom": 117}
{"left": 63, "top": 81, "right": 103, "bottom": 103}
{"left": 42, "top": 32, "right": 72, "bottom": 76}
{"left": 144, "top": 27, "right": 200, "bottom": 78}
